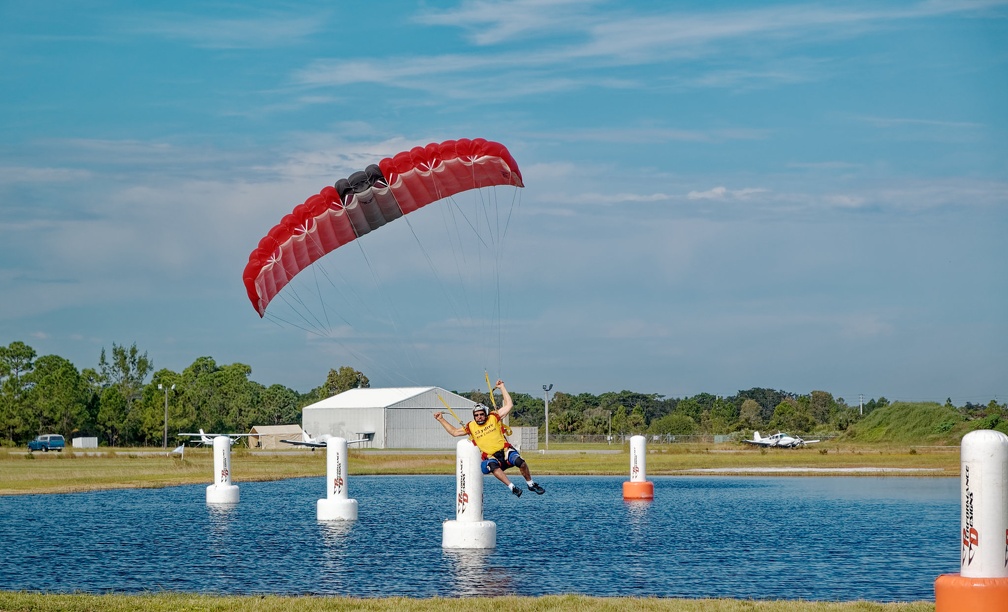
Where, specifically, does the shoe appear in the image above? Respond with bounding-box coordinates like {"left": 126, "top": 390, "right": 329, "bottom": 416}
{"left": 510, "top": 485, "right": 522, "bottom": 498}
{"left": 528, "top": 483, "right": 545, "bottom": 495}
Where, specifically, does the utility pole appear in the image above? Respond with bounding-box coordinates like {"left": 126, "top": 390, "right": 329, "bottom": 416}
{"left": 543, "top": 384, "right": 553, "bottom": 451}
{"left": 158, "top": 383, "right": 176, "bottom": 449}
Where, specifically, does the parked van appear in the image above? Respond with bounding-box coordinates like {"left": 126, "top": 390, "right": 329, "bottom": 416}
{"left": 28, "top": 434, "right": 66, "bottom": 452}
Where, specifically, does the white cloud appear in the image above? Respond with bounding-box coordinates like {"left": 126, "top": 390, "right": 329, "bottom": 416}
{"left": 687, "top": 186, "right": 768, "bottom": 200}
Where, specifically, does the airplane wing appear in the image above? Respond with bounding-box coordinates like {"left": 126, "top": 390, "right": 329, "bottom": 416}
{"left": 280, "top": 439, "right": 327, "bottom": 448}
{"left": 280, "top": 437, "right": 369, "bottom": 448}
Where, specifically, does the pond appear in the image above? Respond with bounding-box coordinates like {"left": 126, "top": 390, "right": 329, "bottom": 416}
{"left": 0, "top": 475, "right": 958, "bottom": 600}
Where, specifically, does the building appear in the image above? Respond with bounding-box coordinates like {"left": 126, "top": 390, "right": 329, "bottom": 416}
{"left": 247, "top": 424, "right": 304, "bottom": 449}
{"left": 302, "top": 386, "right": 537, "bottom": 451}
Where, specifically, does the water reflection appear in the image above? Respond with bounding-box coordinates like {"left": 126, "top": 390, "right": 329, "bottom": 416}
{"left": 443, "top": 548, "right": 513, "bottom": 597}
{"left": 207, "top": 502, "right": 237, "bottom": 537}
{"left": 625, "top": 500, "right": 651, "bottom": 523}
{"left": 315, "top": 519, "right": 356, "bottom": 589}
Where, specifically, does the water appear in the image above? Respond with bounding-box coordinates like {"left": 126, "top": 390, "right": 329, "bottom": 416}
{"left": 0, "top": 475, "right": 958, "bottom": 600}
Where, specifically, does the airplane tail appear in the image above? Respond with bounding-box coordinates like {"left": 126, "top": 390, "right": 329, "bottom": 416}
{"left": 753, "top": 431, "right": 762, "bottom": 442}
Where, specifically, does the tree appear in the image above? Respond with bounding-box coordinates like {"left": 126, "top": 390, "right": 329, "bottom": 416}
{"left": 257, "top": 384, "right": 301, "bottom": 425}
{"left": 98, "top": 343, "right": 153, "bottom": 443}
{"left": 97, "top": 386, "right": 127, "bottom": 446}
{"left": 177, "top": 358, "right": 259, "bottom": 435}
{"left": 319, "top": 366, "right": 369, "bottom": 399}
{"left": 738, "top": 399, "right": 762, "bottom": 430}
{"left": 554, "top": 410, "right": 581, "bottom": 433}
{"left": 677, "top": 397, "right": 703, "bottom": 422}
{"left": 0, "top": 341, "right": 37, "bottom": 442}
{"left": 626, "top": 405, "right": 646, "bottom": 434}
{"left": 732, "top": 388, "right": 793, "bottom": 424}
{"left": 25, "top": 355, "right": 89, "bottom": 438}
{"left": 707, "top": 397, "right": 739, "bottom": 434}
{"left": 769, "top": 399, "right": 814, "bottom": 433}
{"left": 649, "top": 412, "right": 697, "bottom": 436}
{"left": 809, "top": 390, "right": 835, "bottom": 424}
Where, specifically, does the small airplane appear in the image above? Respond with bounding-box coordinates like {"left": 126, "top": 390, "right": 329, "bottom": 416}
{"left": 280, "top": 430, "right": 370, "bottom": 450}
{"left": 744, "top": 431, "right": 820, "bottom": 448}
{"left": 178, "top": 429, "right": 251, "bottom": 447}
{"left": 280, "top": 430, "right": 331, "bottom": 449}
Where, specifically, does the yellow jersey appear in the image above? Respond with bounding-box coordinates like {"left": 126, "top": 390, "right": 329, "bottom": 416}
{"left": 465, "top": 413, "right": 509, "bottom": 457}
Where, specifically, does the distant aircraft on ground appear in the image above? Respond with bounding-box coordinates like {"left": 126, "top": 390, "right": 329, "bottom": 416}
{"left": 178, "top": 429, "right": 251, "bottom": 447}
{"left": 744, "top": 431, "right": 820, "bottom": 448}
{"left": 280, "top": 430, "right": 370, "bottom": 449}
{"left": 280, "top": 430, "right": 331, "bottom": 449}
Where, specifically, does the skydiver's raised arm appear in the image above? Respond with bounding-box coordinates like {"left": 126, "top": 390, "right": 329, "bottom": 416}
{"left": 495, "top": 380, "right": 514, "bottom": 419}
{"left": 434, "top": 412, "right": 467, "bottom": 437}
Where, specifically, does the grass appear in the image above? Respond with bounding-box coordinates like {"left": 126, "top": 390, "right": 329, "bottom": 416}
{"left": 0, "top": 593, "right": 937, "bottom": 612}
{"left": 0, "top": 441, "right": 959, "bottom": 496}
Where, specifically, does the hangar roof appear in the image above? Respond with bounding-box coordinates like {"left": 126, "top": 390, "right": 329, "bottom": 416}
{"left": 303, "top": 387, "right": 467, "bottom": 410}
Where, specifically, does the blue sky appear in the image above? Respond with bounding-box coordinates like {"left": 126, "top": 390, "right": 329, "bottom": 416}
{"left": 2, "top": 1, "right": 1006, "bottom": 404}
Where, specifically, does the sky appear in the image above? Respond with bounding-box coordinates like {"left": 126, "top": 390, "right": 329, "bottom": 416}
{"left": 1, "top": 1, "right": 1006, "bottom": 405}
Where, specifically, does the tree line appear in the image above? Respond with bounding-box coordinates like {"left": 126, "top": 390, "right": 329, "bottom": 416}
{"left": 1, "top": 340, "right": 1003, "bottom": 447}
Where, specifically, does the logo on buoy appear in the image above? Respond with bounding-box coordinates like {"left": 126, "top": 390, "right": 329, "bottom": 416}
{"left": 458, "top": 467, "right": 468, "bottom": 515}
{"left": 333, "top": 454, "right": 343, "bottom": 495}
{"left": 220, "top": 468, "right": 229, "bottom": 482}
{"left": 962, "top": 465, "right": 978, "bottom": 566}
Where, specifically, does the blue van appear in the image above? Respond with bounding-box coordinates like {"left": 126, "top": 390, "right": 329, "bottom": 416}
{"left": 28, "top": 434, "right": 66, "bottom": 452}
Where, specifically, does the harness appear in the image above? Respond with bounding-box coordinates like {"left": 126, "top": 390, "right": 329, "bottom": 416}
{"left": 464, "top": 412, "right": 513, "bottom": 460}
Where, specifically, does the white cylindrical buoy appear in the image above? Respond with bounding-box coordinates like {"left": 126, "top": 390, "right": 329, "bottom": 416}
{"left": 443, "top": 440, "right": 496, "bottom": 549}
{"left": 935, "top": 429, "right": 1008, "bottom": 611}
{"left": 206, "top": 436, "right": 239, "bottom": 505}
{"left": 623, "top": 435, "right": 654, "bottom": 500}
{"left": 317, "top": 436, "right": 358, "bottom": 521}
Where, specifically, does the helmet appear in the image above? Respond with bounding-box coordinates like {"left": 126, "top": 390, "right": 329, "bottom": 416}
{"left": 472, "top": 404, "right": 488, "bottom": 417}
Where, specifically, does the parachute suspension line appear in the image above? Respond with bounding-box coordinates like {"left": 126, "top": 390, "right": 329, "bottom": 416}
{"left": 399, "top": 213, "right": 466, "bottom": 327}
{"left": 467, "top": 161, "right": 506, "bottom": 382}
{"left": 264, "top": 307, "right": 325, "bottom": 337}
{"left": 413, "top": 172, "right": 496, "bottom": 378}
{"left": 271, "top": 283, "right": 330, "bottom": 337}
{"left": 350, "top": 235, "right": 421, "bottom": 375}
{"left": 492, "top": 184, "right": 521, "bottom": 379}
{"left": 309, "top": 260, "right": 332, "bottom": 334}
{"left": 269, "top": 238, "right": 368, "bottom": 339}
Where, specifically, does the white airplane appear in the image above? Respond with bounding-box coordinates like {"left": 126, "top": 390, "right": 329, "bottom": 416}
{"left": 280, "top": 430, "right": 370, "bottom": 450}
{"left": 280, "top": 430, "right": 331, "bottom": 449}
{"left": 744, "top": 431, "right": 820, "bottom": 448}
{"left": 178, "top": 429, "right": 251, "bottom": 447}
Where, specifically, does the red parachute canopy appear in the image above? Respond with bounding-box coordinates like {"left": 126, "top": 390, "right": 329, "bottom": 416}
{"left": 243, "top": 138, "right": 523, "bottom": 317}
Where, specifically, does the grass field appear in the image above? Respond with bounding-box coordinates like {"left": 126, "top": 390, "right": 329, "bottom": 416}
{"left": 0, "top": 441, "right": 959, "bottom": 496}
{"left": 0, "top": 592, "right": 938, "bottom": 612}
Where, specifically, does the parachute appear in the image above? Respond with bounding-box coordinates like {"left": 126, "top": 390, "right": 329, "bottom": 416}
{"left": 243, "top": 138, "right": 524, "bottom": 318}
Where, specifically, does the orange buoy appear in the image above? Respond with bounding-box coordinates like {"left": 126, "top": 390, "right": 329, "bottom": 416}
{"left": 623, "top": 435, "right": 654, "bottom": 500}
{"left": 935, "top": 575, "right": 1008, "bottom": 612}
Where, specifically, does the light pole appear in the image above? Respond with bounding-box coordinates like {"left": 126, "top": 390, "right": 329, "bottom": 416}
{"left": 158, "top": 383, "right": 175, "bottom": 449}
{"left": 543, "top": 384, "right": 552, "bottom": 452}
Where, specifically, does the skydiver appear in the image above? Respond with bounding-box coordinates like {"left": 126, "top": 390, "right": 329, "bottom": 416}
{"left": 434, "top": 379, "right": 545, "bottom": 498}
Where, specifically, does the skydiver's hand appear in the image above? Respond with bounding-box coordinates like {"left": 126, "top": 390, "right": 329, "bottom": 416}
{"left": 434, "top": 412, "right": 443, "bottom": 420}
{"left": 496, "top": 379, "right": 504, "bottom": 388}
